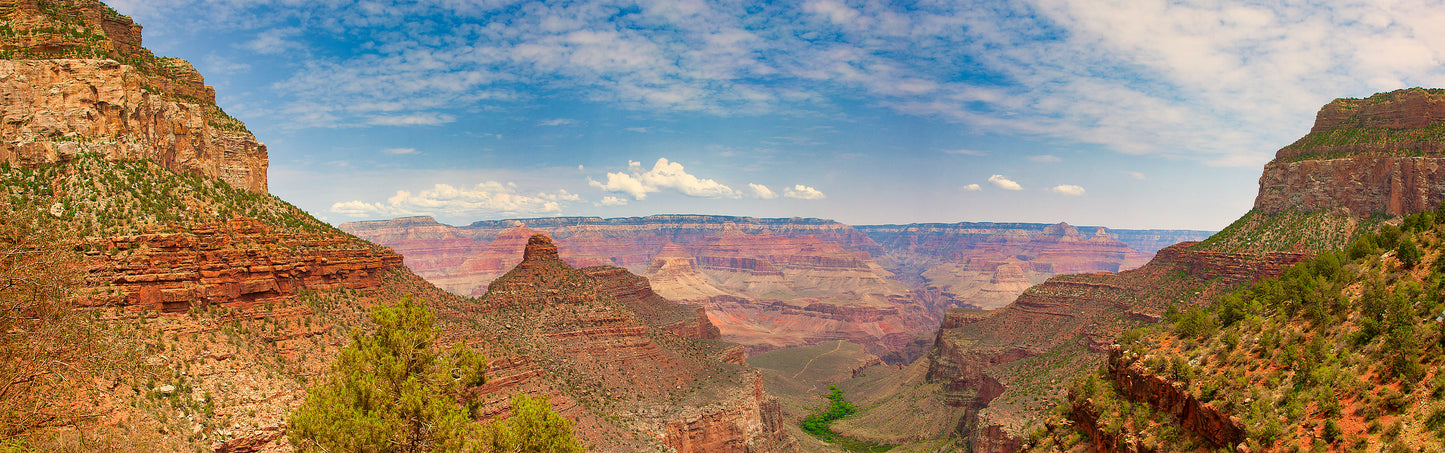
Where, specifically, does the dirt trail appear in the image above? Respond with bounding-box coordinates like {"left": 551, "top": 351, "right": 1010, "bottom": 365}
{"left": 793, "top": 340, "right": 844, "bottom": 379}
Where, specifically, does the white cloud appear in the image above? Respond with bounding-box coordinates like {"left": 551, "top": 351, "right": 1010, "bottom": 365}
{"left": 382, "top": 147, "right": 418, "bottom": 155}
{"left": 783, "top": 184, "right": 826, "bottom": 200}
{"left": 539, "top": 118, "right": 576, "bottom": 126}
{"left": 242, "top": 27, "right": 303, "bottom": 55}
{"left": 626, "top": 127, "right": 649, "bottom": 133}
{"left": 748, "top": 183, "right": 778, "bottom": 199}
{"left": 1126, "top": 171, "right": 1146, "bottom": 180}
{"left": 366, "top": 113, "right": 457, "bottom": 126}
{"left": 962, "top": 183, "right": 981, "bottom": 191}
{"left": 1050, "top": 184, "right": 1086, "bottom": 196}
{"left": 588, "top": 158, "right": 739, "bottom": 200}
{"left": 988, "top": 175, "right": 1022, "bottom": 191}
{"left": 115, "top": 0, "right": 1445, "bottom": 167}
{"left": 330, "top": 182, "right": 580, "bottom": 218}
{"left": 597, "top": 196, "right": 628, "bottom": 206}
{"left": 944, "top": 149, "right": 987, "bottom": 156}
{"left": 1029, "top": 155, "right": 1062, "bottom": 163}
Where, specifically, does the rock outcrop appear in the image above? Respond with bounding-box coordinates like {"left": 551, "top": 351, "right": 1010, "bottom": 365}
{"left": 0, "top": 0, "right": 268, "bottom": 192}
{"left": 78, "top": 217, "right": 403, "bottom": 312}
{"left": 452, "top": 235, "right": 797, "bottom": 452}
{"left": 1255, "top": 88, "right": 1445, "bottom": 216}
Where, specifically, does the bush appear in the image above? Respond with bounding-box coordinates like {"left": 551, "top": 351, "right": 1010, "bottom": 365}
{"left": 1398, "top": 237, "right": 1422, "bottom": 269}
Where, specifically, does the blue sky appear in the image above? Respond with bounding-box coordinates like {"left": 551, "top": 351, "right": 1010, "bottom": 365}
{"left": 107, "top": 0, "right": 1445, "bottom": 230}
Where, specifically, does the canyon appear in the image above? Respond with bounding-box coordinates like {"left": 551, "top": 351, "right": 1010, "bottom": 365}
{"left": 342, "top": 216, "right": 1206, "bottom": 362}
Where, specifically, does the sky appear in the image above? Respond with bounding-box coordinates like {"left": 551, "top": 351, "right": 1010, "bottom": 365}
{"left": 105, "top": 0, "right": 1445, "bottom": 230}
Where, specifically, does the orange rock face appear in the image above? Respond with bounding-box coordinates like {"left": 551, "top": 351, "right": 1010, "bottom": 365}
{"left": 0, "top": 1, "right": 269, "bottom": 193}
{"left": 78, "top": 218, "right": 402, "bottom": 312}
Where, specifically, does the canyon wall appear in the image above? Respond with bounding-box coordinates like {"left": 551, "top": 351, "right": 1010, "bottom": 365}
{"left": 0, "top": 0, "right": 268, "bottom": 192}
{"left": 1255, "top": 88, "right": 1445, "bottom": 216}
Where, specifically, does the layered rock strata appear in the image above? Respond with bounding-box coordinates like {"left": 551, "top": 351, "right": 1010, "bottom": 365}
{"left": 78, "top": 217, "right": 402, "bottom": 312}
{"left": 1255, "top": 88, "right": 1445, "bottom": 216}
{"left": 0, "top": 0, "right": 268, "bottom": 192}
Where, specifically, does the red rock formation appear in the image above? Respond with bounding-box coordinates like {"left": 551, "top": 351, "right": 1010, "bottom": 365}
{"left": 0, "top": 1, "right": 269, "bottom": 192}
{"left": 1104, "top": 346, "right": 1244, "bottom": 449}
{"left": 453, "top": 235, "right": 797, "bottom": 451}
{"left": 1256, "top": 88, "right": 1445, "bottom": 216}
{"left": 78, "top": 218, "right": 402, "bottom": 312}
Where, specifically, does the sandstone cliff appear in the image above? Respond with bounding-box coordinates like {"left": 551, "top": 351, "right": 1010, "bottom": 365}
{"left": 0, "top": 0, "right": 267, "bottom": 192}
{"left": 1255, "top": 88, "right": 1445, "bottom": 216}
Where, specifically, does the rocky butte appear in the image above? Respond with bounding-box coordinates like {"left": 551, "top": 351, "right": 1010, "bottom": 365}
{"left": 0, "top": 0, "right": 268, "bottom": 192}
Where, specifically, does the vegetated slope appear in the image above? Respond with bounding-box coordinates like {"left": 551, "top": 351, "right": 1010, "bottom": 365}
{"left": 1030, "top": 211, "right": 1445, "bottom": 452}
{"left": 833, "top": 242, "right": 1308, "bottom": 451}
{"left": 847, "top": 89, "right": 1445, "bottom": 452}
{"left": 0, "top": 154, "right": 413, "bottom": 451}
{"left": 745, "top": 341, "right": 886, "bottom": 451}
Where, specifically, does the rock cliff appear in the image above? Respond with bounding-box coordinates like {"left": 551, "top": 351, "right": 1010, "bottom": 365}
{"left": 0, "top": 0, "right": 268, "bottom": 192}
{"left": 1255, "top": 88, "right": 1445, "bottom": 216}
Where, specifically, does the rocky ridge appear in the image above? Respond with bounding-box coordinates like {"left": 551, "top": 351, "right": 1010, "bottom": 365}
{"left": 0, "top": 0, "right": 268, "bottom": 192}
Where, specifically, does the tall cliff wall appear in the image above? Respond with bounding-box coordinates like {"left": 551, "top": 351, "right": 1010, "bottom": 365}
{"left": 1255, "top": 88, "right": 1445, "bottom": 216}
{"left": 0, "top": 0, "right": 268, "bottom": 192}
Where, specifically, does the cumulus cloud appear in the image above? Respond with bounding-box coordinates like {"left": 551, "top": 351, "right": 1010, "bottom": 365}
{"left": 330, "top": 182, "right": 579, "bottom": 218}
{"left": 748, "top": 183, "right": 778, "bottom": 199}
{"left": 539, "top": 118, "right": 576, "bottom": 126}
{"left": 1029, "top": 155, "right": 1062, "bottom": 163}
{"left": 589, "top": 158, "right": 739, "bottom": 200}
{"left": 962, "top": 183, "right": 981, "bottom": 191}
{"left": 783, "top": 184, "right": 826, "bottom": 200}
{"left": 988, "top": 175, "right": 1022, "bottom": 191}
{"left": 1051, "top": 184, "right": 1086, "bottom": 196}
{"left": 382, "top": 147, "right": 418, "bottom": 155}
{"left": 597, "top": 196, "right": 628, "bottom": 206}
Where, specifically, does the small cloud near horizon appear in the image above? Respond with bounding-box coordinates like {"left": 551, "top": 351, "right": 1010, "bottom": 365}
{"left": 783, "top": 184, "right": 826, "bottom": 200}
{"left": 1029, "top": 155, "right": 1062, "bottom": 163}
{"left": 382, "top": 148, "right": 418, "bottom": 155}
{"left": 748, "top": 183, "right": 779, "bottom": 199}
{"left": 1127, "top": 171, "right": 1146, "bottom": 180}
{"left": 944, "top": 149, "right": 987, "bottom": 156}
{"left": 539, "top": 118, "right": 577, "bottom": 126}
{"left": 988, "top": 175, "right": 1022, "bottom": 190}
{"left": 1051, "top": 184, "right": 1086, "bottom": 196}
{"left": 962, "top": 183, "right": 981, "bottom": 191}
